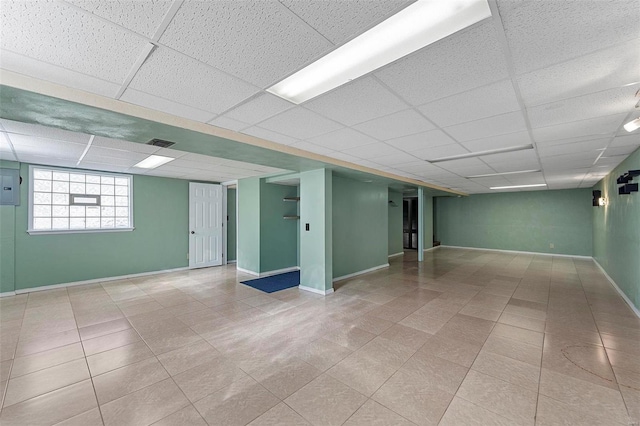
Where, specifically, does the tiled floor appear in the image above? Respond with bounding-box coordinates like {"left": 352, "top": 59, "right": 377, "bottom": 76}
{"left": 1, "top": 247, "right": 639, "bottom": 425}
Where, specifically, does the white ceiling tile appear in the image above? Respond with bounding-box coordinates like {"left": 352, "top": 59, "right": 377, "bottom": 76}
{"left": 541, "top": 152, "right": 600, "bottom": 170}
{"left": 517, "top": 39, "right": 640, "bottom": 106}
{"left": 224, "top": 93, "right": 294, "bottom": 125}
{"left": 594, "top": 155, "right": 628, "bottom": 167}
{"left": 326, "top": 151, "right": 362, "bottom": 165}
{"left": 498, "top": 0, "right": 640, "bottom": 75}
{"left": 82, "top": 146, "right": 148, "bottom": 163}
{"left": 159, "top": 1, "right": 333, "bottom": 87}
{"left": 370, "top": 152, "right": 420, "bottom": 166}
{"left": 375, "top": 23, "right": 509, "bottom": 105}
{"left": 120, "top": 88, "right": 217, "bottom": 123}
{"left": 242, "top": 127, "right": 299, "bottom": 146}
{"left": 480, "top": 149, "right": 539, "bottom": 166}
{"left": 535, "top": 135, "right": 611, "bottom": 148}
{"left": 386, "top": 129, "right": 457, "bottom": 152}
{"left": 353, "top": 109, "right": 435, "bottom": 140}
{"left": 445, "top": 111, "right": 527, "bottom": 142}
{"left": 169, "top": 152, "right": 226, "bottom": 165}
{"left": 92, "top": 136, "right": 160, "bottom": 154}
{"left": 290, "top": 141, "right": 335, "bottom": 156}
{"left": 466, "top": 176, "right": 511, "bottom": 187}
{"left": 0, "top": 151, "right": 18, "bottom": 162}
{"left": 7, "top": 134, "right": 86, "bottom": 159}
{"left": 460, "top": 131, "right": 532, "bottom": 152}
{"left": 279, "top": 0, "right": 411, "bottom": 45}
{"left": 434, "top": 158, "right": 495, "bottom": 175}
{"left": 415, "top": 144, "right": 468, "bottom": 161}
{"left": 490, "top": 158, "right": 542, "bottom": 173}
{"left": 604, "top": 145, "right": 639, "bottom": 157}
{"left": 341, "top": 142, "right": 402, "bottom": 159}
{"left": 0, "top": 119, "right": 91, "bottom": 144}
{"left": 393, "top": 162, "right": 441, "bottom": 177}
{"left": 0, "top": 50, "right": 121, "bottom": 98}
{"left": 532, "top": 113, "right": 627, "bottom": 142}
{"left": 65, "top": 0, "right": 173, "bottom": 38}
{"left": 537, "top": 139, "right": 608, "bottom": 158}
{"left": 79, "top": 155, "right": 142, "bottom": 168}
{"left": 1, "top": 0, "right": 147, "bottom": 83}
{"left": 305, "top": 77, "right": 407, "bottom": 126}
{"left": 151, "top": 148, "right": 189, "bottom": 159}
{"left": 527, "top": 86, "right": 639, "bottom": 129}
{"left": 128, "top": 48, "right": 259, "bottom": 115}
{"left": 418, "top": 80, "right": 521, "bottom": 128}
{"left": 609, "top": 135, "right": 640, "bottom": 148}
{"left": 505, "top": 171, "right": 545, "bottom": 185}
{"left": 258, "top": 107, "right": 342, "bottom": 140}
{"left": 307, "top": 128, "right": 377, "bottom": 151}
{"left": 208, "top": 116, "right": 250, "bottom": 132}
{"left": 17, "top": 155, "right": 78, "bottom": 169}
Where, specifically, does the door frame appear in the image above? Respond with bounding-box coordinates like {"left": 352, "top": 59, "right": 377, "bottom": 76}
{"left": 188, "top": 182, "right": 224, "bottom": 269}
{"left": 221, "top": 180, "right": 238, "bottom": 266}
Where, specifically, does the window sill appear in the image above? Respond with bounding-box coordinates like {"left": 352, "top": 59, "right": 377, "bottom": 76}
{"left": 27, "top": 228, "right": 135, "bottom": 236}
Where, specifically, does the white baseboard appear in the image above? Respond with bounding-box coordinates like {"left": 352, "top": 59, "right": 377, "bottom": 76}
{"left": 299, "top": 285, "right": 334, "bottom": 296}
{"left": 236, "top": 267, "right": 259, "bottom": 276}
{"left": 424, "top": 246, "right": 440, "bottom": 252}
{"left": 237, "top": 266, "right": 299, "bottom": 278}
{"left": 439, "top": 245, "right": 592, "bottom": 259}
{"left": 333, "top": 263, "right": 389, "bottom": 283}
{"left": 593, "top": 259, "right": 640, "bottom": 319}
{"left": 226, "top": 260, "right": 237, "bottom": 264}
{"left": 0, "top": 291, "right": 16, "bottom": 298}
{"left": 388, "top": 252, "right": 404, "bottom": 258}
{"left": 12, "top": 267, "right": 190, "bottom": 295}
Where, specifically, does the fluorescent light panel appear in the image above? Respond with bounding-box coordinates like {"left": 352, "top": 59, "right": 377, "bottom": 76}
{"left": 427, "top": 144, "right": 534, "bottom": 163}
{"left": 133, "top": 155, "right": 175, "bottom": 169}
{"left": 267, "top": 0, "right": 491, "bottom": 104}
{"left": 467, "top": 169, "right": 540, "bottom": 178}
{"left": 490, "top": 184, "right": 547, "bottom": 190}
{"left": 624, "top": 117, "right": 640, "bottom": 132}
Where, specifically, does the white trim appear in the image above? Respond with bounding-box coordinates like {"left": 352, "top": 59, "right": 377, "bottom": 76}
{"left": 0, "top": 291, "right": 17, "bottom": 298}
{"left": 333, "top": 263, "right": 389, "bottom": 282}
{"left": 388, "top": 252, "right": 404, "bottom": 258}
{"left": 227, "top": 260, "right": 237, "bottom": 264}
{"left": 12, "top": 267, "right": 189, "bottom": 295}
{"left": 236, "top": 267, "right": 259, "bottom": 276}
{"left": 27, "top": 228, "right": 135, "bottom": 235}
{"left": 439, "top": 245, "right": 592, "bottom": 259}
{"left": 593, "top": 259, "right": 640, "bottom": 319}
{"left": 299, "top": 285, "right": 334, "bottom": 295}
{"left": 423, "top": 246, "right": 440, "bottom": 252}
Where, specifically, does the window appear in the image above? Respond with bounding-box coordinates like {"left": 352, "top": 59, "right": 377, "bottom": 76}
{"left": 28, "top": 166, "right": 134, "bottom": 234}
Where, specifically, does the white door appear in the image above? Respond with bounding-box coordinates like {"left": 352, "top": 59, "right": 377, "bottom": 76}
{"left": 189, "top": 182, "right": 223, "bottom": 269}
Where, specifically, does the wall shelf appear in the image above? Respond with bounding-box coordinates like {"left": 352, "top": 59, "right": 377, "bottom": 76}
{"left": 283, "top": 216, "right": 300, "bottom": 220}
{"left": 283, "top": 197, "right": 300, "bottom": 202}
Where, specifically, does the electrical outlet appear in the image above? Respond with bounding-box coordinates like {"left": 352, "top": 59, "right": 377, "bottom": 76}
{"left": 549, "top": 243, "right": 554, "bottom": 249}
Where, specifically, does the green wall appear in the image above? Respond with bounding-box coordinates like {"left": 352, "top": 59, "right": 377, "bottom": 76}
{"left": 226, "top": 188, "right": 236, "bottom": 262}
{"left": 12, "top": 163, "right": 189, "bottom": 290}
{"left": 236, "top": 178, "right": 298, "bottom": 274}
{"left": 435, "top": 189, "right": 593, "bottom": 256}
{"left": 423, "top": 194, "right": 434, "bottom": 250}
{"left": 593, "top": 147, "right": 640, "bottom": 310}
{"left": 300, "top": 169, "right": 332, "bottom": 291}
{"left": 0, "top": 160, "right": 19, "bottom": 293}
{"left": 332, "top": 176, "right": 388, "bottom": 278}
{"left": 259, "top": 181, "right": 298, "bottom": 273}
{"left": 237, "top": 178, "right": 260, "bottom": 273}
{"left": 388, "top": 190, "right": 403, "bottom": 256}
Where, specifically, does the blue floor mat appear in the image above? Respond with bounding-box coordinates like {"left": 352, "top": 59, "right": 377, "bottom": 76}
{"left": 240, "top": 271, "right": 300, "bottom": 293}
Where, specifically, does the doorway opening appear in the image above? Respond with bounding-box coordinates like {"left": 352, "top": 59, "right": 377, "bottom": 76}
{"left": 403, "top": 197, "right": 419, "bottom": 250}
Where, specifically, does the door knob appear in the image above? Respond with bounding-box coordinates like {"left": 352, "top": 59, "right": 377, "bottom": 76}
{"left": 190, "top": 231, "right": 195, "bottom": 234}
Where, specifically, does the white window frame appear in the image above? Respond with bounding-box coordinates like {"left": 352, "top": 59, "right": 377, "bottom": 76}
{"left": 28, "top": 165, "right": 135, "bottom": 235}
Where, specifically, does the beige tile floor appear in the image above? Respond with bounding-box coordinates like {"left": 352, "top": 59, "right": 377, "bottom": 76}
{"left": 1, "top": 247, "right": 639, "bottom": 425}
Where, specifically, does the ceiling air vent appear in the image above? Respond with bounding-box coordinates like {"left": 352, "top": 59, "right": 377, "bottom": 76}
{"left": 146, "top": 138, "right": 176, "bottom": 148}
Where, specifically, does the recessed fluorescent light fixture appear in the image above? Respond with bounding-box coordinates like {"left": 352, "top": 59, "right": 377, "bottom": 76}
{"left": 133, "top": 155, "right": 175, "bottom": 169}
{"left": 490, "top": 184, "right": 547, "bottom": 190}
{"left": 427, "top": 144, "right": 534, "bottom": 163}
{"left": 623, "top": 118, "right": 640, "bottom": 132}
{"left": 267, "top": 0, "right": 491, "bottom": 104}
{"left": 467, "top": 169, "right": 540, "bottom": 178}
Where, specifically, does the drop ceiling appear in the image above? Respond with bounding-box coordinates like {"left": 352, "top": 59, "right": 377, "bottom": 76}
{"left": 0, "top": 0, "right": 638, "bottom": 194}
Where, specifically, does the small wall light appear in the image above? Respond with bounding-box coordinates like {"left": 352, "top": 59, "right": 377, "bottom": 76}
{"left": 598, "top": 197, "right": 607, "bottom": 206}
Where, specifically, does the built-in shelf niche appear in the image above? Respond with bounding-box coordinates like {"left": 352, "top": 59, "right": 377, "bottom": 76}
{"left": 283, "top": 215, "right": 300, "bottom": 220}
{"left": 283, "top": 197, "right": 300, "bottom": 202}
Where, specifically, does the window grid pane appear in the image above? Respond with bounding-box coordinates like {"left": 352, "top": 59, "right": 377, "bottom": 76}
{"left": 31, "top": 167, "right": 132, "bottom": 232}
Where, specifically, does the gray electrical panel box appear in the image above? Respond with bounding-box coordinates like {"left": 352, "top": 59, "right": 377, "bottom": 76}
{"left": 0, "top": 169, "right": 20, "bottom": 206}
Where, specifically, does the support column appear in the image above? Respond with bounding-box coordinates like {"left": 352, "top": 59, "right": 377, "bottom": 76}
{"left": 418, "top": 187, "right": 424, "bottom": 262}
{"left": 299, "top": 169, "right": 333, "bottom": 294}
